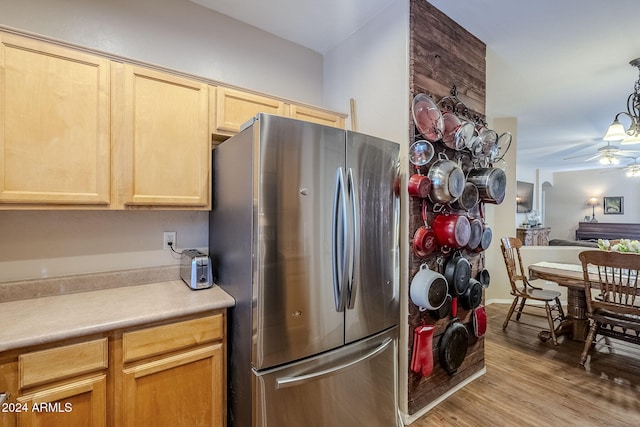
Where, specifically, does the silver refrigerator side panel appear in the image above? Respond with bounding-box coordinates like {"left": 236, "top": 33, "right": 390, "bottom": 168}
{"left": 209, "top": 125, "right": 256, "bottom": 427}
{"left": 254, "top": 114, "right": 347, "bottom": 370}
{"left": 253, "top": 326, "right": 400, "bottom": 427}
{"left": 345, "top": 131, "right": 400, "bottom": 343}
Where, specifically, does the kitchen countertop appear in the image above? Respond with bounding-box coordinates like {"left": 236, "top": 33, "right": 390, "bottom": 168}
{"left": 0, "top": 280, "right": 235, "bottom": 353}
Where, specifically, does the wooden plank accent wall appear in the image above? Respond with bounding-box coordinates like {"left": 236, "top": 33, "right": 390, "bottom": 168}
{"left": 408, "top": 1, "right": 487, "bottom": 415}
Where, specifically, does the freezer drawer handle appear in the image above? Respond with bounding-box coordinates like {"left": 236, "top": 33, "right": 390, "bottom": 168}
{"left": 275, "top": 338, "right": 392, "bottom": 389}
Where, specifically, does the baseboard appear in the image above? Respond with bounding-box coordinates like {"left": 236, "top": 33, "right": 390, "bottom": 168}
{"left": 400, "top": 367, "right": 487, "bottom": 425}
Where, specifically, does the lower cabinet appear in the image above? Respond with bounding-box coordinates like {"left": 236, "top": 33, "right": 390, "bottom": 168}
{"left": 0, "top": 311, "right": 225, "bottom": 427}
{"left": 118, "top": 313, "right": 225, "bottom": 427}
{"left": 121, "top": 345, "right": 223, "bottom": 427}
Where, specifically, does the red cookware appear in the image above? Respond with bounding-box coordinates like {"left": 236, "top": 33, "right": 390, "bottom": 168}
{"left": 408, "top": 173, "right": 431, "bottom": 198}
{"left": 433, "top": 213, "right": 471, "bottom": 249}
{"left": 410, "top": 264, "right": 448, "bottom": 311}
{"left": 411, "top": 324, "right": 435, "bottom": 377}
{"left": 472, "top": 306, "right": 487, "bottom": 338}
{"left": 413, "top": 201, "right": 438, "bottom": 257}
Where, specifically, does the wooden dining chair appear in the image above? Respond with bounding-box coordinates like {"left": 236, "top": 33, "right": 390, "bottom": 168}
{"left": 578, "top": 250, "right": 640, "bottom": 367}
{"left": 500, "top": 237, "right": 565, "bottom": 345}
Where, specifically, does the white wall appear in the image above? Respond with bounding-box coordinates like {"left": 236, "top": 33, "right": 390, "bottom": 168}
{"left": 0, "top": 0, "right": 323, "bottom": 103}
{"left": 545, "top": 168, "right": 640, "bottom": 241}
{"left": 324, "top": 0, "right": 410, "bottom": 416}
{"left": 0, "top": 0, "right": 326, "bottom": 282}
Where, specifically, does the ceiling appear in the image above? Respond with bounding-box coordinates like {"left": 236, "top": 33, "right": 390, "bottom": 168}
{"left": 191, "top": 0, "right": 640, "bottom": 172}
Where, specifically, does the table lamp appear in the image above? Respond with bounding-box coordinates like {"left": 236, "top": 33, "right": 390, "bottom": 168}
{"left": 587, "top": 197, "right": 600, "bottom": 222}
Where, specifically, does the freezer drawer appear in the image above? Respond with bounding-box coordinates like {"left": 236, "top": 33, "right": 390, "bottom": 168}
{"left": 253, "top": 327, "right": 399, "bottom": 427}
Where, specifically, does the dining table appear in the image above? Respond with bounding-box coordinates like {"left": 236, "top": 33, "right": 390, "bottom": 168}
{"left": 528, "top": 261, "right": 592, "bottom": 342}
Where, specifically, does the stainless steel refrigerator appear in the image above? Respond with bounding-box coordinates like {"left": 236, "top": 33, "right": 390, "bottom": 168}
{"left": 209, "top": 113, "right": 400, "bottom": 427}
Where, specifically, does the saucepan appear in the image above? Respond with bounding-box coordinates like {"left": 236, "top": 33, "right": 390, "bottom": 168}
{"left": 467, "top": 167, "right": 506, "bottom": 205}
{"left": 428, "top": 153, "right": 465, "bottom": 204}
{"left": 449, "top": 181, "right": 479, "bottom": 212}
{"left": 477, "top": 268, "right": 491, "bottom": 288}
{"left": 466, "top": 217, "right": 483, "bottom": 251}
{"left": 433, "top": 212, "right": 471, "bottom": 250}
{"left": 413, "top": 201, "right": 438, "bottom": 257}
{"left": 459, "top": 277, "right": 483, "bottom": 310}
{"left": 443, "top": 252, "right": 471, "bottom": 296}
{"left": 410, "top": 264, "right": 448, "bottom": 311}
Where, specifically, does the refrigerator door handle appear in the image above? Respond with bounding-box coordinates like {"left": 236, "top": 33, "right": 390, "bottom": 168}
{"left": 332, "top": 167, "right": 349, "bottom": 312}
{"left": 346, "top": 168, "right": 359, "bottom": 309}
{"left": 274, "top": 338, "right": 393, "bottom": 389}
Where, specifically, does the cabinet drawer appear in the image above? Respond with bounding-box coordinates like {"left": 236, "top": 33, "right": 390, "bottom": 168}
{"left": 19, "top": 338, "right": 108, "bottom": 389}
{"left": 123, "top": 314, "right": 223, "bottom": 363}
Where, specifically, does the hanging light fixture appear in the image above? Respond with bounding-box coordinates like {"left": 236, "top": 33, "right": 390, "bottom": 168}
{"left": 603, "top": 58, "right": 640, "bottom": 144}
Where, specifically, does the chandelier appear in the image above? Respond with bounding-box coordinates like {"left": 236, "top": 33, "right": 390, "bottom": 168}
{"left": 603, "top": 58, "right": 640, "bottom": 144}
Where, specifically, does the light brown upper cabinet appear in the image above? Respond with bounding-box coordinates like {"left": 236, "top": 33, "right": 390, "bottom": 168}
{"left": 113, "top": 64, "right": 210, "bottom": 209}
{"left": 289, "top": 104, "right": 346, "bottom": 129}
{"left": 211, "top": 86, "right": 287, "bottom": 137}
{"left": 0, "top": 32, "right": 111, "bottom": 207}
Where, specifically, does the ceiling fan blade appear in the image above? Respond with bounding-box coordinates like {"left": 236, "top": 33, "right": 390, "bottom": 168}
{"left": 583, "top": 153, "right": 603, "bottom": 162}
{"left": 563, "top": 152, "right": 599, "bottom": 160}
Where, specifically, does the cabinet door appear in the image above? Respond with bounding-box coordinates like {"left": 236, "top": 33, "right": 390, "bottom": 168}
{"left": 114, "top": 64, "right": 210, "bottom": 208}
{"left": 121, "top": 344, "right": 224, "bottom": 427}
{"left": 212, "top": 86, "right": 286, "bottom": 136}
{"left": 0, "top": 32, "right": 111, "bottom": 206}
{"left": 17, "top": 375, "right": 107, "bottom": 427}
{"left": 289, "top": 104, "right": 346, "bottom": 129}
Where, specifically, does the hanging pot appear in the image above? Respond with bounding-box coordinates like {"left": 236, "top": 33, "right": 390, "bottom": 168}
{"left": 413, "top": 200, "right": 438, "bottom": 257}
{"left": 427, "top": 153, "right": 465, "bottom": 204}
{"left": 433, "top": 213, "right": 471, "bottom": 249}
{"left": 467, "top": 167, "right": 507, "bottom": 204}
{"left": 466, "top": 218, "right": 483, "bottom": 251}
{"left": 411, "top": 324, "right": 435, "bottom": 377}
{"left": 478, "top": 224, "right": 493, "bottom": 252}
{"left": 449, "top": 182, "right": 479, "bottom": 211}
{"left": 408, "top": 173, "right": 431, "bottom": 199}
{"left": 413, "top": 226, "right": 437, "bottom": 257}
{"left": 459, "top": 278, "right": 483, "bottom": 310}
{"left": 477, "top": 268, "right": 491, "bottom": 288}
{"left": 443, "top": 252, "right": 471, "bottom": 296}
{"left": 429, "top": 294, "right": 452, "bottom": 320}
{"left": 410, "top": 264, "right": 448, "bottom": 311}
{"left": 412, "top": 94, "right": 444, "bottom": 142}
{"left": 439, "top": 297, "right": 469, "bottom": 375}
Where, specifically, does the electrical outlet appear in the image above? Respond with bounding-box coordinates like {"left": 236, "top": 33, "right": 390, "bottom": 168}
{"left": 163, "top": 231, "right": 176, "bottom": 250}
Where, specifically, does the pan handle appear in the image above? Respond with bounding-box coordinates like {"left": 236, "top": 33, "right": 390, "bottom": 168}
{"left": 332, "top": 168, "right": 349, "bottom": 312}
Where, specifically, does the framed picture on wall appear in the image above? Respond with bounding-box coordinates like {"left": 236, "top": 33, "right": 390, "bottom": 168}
{"left": 603, "top": 196, "right": 624, "bottom": 214}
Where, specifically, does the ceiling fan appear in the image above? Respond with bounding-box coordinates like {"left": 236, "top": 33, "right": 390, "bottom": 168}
{"left": 600, "top": 157, "right": 640, "bottom": 176}
{"left": 563, "top": 141, "right": 640, "bottom": 164}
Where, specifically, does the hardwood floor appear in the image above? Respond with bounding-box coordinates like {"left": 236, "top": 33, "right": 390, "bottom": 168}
{"left": 410, "top": 303, "right": 640, "bottom": 427}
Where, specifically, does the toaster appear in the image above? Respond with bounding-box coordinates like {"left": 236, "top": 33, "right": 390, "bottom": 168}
{"left": 180, "top": 250, "right": 214, "bottom": 290}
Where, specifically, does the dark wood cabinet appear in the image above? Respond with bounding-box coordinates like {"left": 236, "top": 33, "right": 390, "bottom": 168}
{"left": 517, "top": 227, "right": 550, "bottom": 246}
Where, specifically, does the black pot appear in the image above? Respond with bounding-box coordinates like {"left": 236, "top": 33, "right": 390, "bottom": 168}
{"left": 459, "top": 278, "right": 483, "bottom": 310}
{"left": 438, "top": 297, "right": 469, "bottom": 375}
{"left": 444, "top": 253, "right": 471, "bottom": 296}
